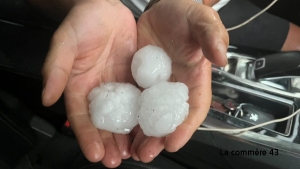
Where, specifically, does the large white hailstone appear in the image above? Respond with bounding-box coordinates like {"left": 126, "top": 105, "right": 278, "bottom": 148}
{"left": 131, "top": 45, "right": 172, "bottom": 88}
{"left": 88, "top": 82, "right": 141, "bottom": 134}
{"left": 138, "top": 82, "right": 189, "bottom": 137}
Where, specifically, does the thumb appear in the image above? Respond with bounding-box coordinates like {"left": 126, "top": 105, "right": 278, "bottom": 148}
{"left": 42, "top": 22, "right": 77, "bottom": 106}
{"left": 187, "top": 5, "right": 229, "bottom": 67}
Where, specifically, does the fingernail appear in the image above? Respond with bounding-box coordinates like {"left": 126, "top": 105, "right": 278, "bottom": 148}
{"left": 132, "top": 155, "right": 140, "bottom": 161}
{"left": 41, "top": 87, "right": 47, "bottom": 105}
{"left": 42, "top": 88, "right": 45, "bottom": 98}
{"left": 90, "top": 142, "right": 102, "bottom": 162}
{"left": 42, "top": 78, "right": 47, "bottom": 99}
{"left": 217, "top": 42, "right": 228, "bottom": 65}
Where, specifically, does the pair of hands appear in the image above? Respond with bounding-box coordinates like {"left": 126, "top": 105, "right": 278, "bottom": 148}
{"left": 41, "top": 0, "right": 228, "bottom": 168}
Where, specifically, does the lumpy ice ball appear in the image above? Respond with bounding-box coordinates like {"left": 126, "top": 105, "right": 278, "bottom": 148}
{"left": 138, "top": 82, "right": 189, "bottom": 137}
{"left": 131, "top": 45, "right": 172, "bottom": 88}
{"left": 88, "top": 82, "right": 141, "bottom": 134}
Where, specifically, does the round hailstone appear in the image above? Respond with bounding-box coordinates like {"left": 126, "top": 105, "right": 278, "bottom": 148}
{"left": 88, "top": 82, "right": 141, "bottom": 134}
{"left": 131, "top": 45, "right": 172, "bottom": 89}
{"left": 138, "top": 82, "right": 189, "bottom": 137}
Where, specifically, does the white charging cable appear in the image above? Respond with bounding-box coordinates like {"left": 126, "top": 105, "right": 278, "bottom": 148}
{"left": 192, "top": 0, "right": 203, "bottom": 3}
{"left": 197, "top": 108, "right": 300, "bottom": 133}
{"left": 226, "top": 0, "right": 278, "bottom": 31}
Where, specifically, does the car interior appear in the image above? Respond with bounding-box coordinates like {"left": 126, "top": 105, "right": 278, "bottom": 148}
{"left": 1, "top": 0, "right": 300, "bottom": 169}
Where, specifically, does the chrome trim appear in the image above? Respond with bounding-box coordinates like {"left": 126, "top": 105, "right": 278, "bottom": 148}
{"left": 212, "top": 68, "right": 300, "bottom": 99}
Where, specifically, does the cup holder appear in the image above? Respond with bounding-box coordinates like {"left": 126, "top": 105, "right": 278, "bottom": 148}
{"left": 206, "top": 81, "right": 295, "bottom": 136}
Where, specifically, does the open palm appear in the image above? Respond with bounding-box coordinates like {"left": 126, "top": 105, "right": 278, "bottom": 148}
{"left": 130, "top": 0, "right": 229, "bottom": 162}
{"left": 41, "top": 0, "right": 137, "bottom": 167}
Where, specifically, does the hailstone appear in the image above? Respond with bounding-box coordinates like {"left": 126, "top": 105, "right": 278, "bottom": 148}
{"left": 138, "top": 82, "right": 189, "bottom": 137}
{"left": 131, "top": 45, "right": 172, "bottom": 88}
{"left": 88, "top": 82, "right": 141, "bottom": 134}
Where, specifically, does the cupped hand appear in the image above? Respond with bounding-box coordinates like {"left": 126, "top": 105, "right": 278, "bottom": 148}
{"left": 131, "top": 0, "right": 229, "bottom": 162}
{"left": 41, "top": 0, "right": 137, "bottom": 167}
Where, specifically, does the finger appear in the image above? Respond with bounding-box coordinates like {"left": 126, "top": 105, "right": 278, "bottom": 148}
{"left": 113, "top": 134, "right": 131, "bottom": 159}
{"left": 187, "top": 5, "right": 229, "bottom": 67}
{"left": 136, "top": 136, "right": 165, "bottom": 163}
{"left": 130, "top": 127, "right": 145, "bottom": 161}
{"left": 42, "top": 22, "right": 78, "bottom": 106}
{"left": 100, "top": 131, "right": 122, "bottom": 168}
{"left": 165, "top": 59, "right": 212, "bottom": 152}
{"left": 65, "top": 93, "right": 105, "bottom": 162}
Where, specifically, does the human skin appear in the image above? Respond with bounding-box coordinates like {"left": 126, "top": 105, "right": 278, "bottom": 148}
{"left": 28, "top": 0, "right": 228, "bottom": 167}
{"left": 131, "top": 0, "right": 228, "bottom": 162}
